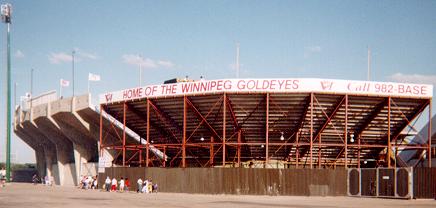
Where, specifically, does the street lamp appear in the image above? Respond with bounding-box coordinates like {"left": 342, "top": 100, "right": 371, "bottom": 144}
{"left": 138, "top": 55, "right": 143, "bottom": 87}
{"left": 1, "top": 3, "right": 12, "bottom": 182}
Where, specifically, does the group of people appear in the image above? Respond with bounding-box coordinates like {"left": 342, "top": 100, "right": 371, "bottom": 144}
{"left": 136, "top": 178, "right": 158, "bottom": 194}
{"left": 79, "top": 175, "right": 98, "bottom": 190}
{"left": 103, "top": 176, "right": 157, "bottom": 193}
{"left": 104, "top": 176, "right": 130, "bottom": 192}
{"left": 30, "top": 174, "right": 54, "bottom": 186}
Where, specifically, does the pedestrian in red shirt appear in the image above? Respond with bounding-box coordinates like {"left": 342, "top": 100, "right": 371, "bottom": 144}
{"left": 125, "top": 178, "right": 130, "bottom": 192}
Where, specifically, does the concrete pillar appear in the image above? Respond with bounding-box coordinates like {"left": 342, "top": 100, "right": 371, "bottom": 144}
{"left": 21, "top": 121, "right": 57, "bottom": 184}
{"left": 32, "top": 103, "right": 75, "bottom": 186}
{"left": 14, "top": 125, "right": 46, "bottom": 178}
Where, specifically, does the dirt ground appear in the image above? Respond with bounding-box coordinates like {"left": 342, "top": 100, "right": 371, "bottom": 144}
{"left": 0, "top": 183, "right": 435, "bottom": 208}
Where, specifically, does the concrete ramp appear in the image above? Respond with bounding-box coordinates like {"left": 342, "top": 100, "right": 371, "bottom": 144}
{"left": 399, "top": 115, "right": 436, "bottom": 166}
{"left": 14, "top": 94, "right": 102, "bottom": 186}
{"left": 14, "top": 93, "right": 163, "bottom": 186}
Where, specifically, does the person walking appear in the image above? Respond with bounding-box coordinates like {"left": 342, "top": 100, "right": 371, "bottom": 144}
{"left": 137, "top": 178, "right": 143, "bottom": 193}
{"left": 111, "top": 177, "right": 117, "bottom": 192}
{"left": 125, "top": 178, "right": 130, "bottom": 192}
{"left": 119, "top": 177, "right": 125, "bottom": 193}
{"left": 105, "top": 176, "right": 111, "bottom": 192}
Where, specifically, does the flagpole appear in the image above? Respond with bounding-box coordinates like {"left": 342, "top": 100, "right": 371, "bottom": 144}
{"left": 88, "top": 74, "right": 90, "bottom": 95}
{"left": 59, "top": 79, "right": 62, "bottom": 98}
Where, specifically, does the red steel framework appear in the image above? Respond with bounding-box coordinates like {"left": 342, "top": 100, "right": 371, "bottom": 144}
{"left": 99, "top": 92, "right": 433, "bottom": 169}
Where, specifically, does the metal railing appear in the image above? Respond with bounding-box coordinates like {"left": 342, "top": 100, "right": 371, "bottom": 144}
{"left": 21, "top": 90, "right": 57, "bottom": 111}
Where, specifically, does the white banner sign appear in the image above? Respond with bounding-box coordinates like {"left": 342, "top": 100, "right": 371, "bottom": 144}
{"left": 99, "top": 78, "right": 433, "bottom": 104}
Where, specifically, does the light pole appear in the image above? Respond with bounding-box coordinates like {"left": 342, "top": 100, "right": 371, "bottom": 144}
{"left": 14, "top": 82, "right": 17, "bottom": 109}
{"left": 72, "top": 50, "right": 75, "bottom": 96}
{"left": 30, "top": 68, "right": 34, "bottom": 109}
{"left": 139, "top": 55, "right": 143, "bottom": 87}
{"left": 1, "top": 3, "right": 12, "bottom": 182}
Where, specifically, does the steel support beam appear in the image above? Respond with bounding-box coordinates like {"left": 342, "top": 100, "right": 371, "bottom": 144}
{"left": 183, "top": 96, "right": 187, "bottom": 168}
{"left": 222, "top": 93, "right": 227, "bottom": 166}
{"left": 344, "top": 94, "right": 348, "bottom": 168}
{"left": 210, "top": 136, "right": 214, "bottom": 166}
{"left": 318, "top": 134, "right": 321, "bottom": 168}
{"left": 186, "top": 97, "right": 223, "bottom": 141}
{"left": 310, "top": 93, "right": 314, "bottom": 169}
{"left": 387, "top": 97, "right": 391, "bottom": 168}
{"left": 237, "top": 130, "right": 241, "bottom": 167}
{"left": 296, "top": 133, "right": 299, "bottom": 168}
{"left": 428, "top": 99, "right": 432, "bottom": 167}
{"left": 357, "top": 134, "right": 361, "bottom": 168}
{"left": 146, "top": 99, "right": 150, "bottom": 167}
{"left": 266, "top": 93, "right": 270, "bottom": 165}
{"left": 122, "top": 102, "right": 126, "bottom": 166}
{"left": 354, "top": 98, "right": 388, "bottom": 138}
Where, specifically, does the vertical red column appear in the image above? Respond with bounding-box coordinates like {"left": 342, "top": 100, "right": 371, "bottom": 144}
{"left": 163, "top": 146, "right": 166, "bottom": 168}
{"left": 345, "top": 95, "right": 348, "bottom": 168}
{"left": 237, "top": 130, "right": 241, "bottom": 167}
{"left": 222, "top": 93, "right": 227, "bottom": 167}
{"left": 318, "top": 134, "right": 321, "bottom": 168}
{"left": 146, "top": 99, "right": 150, "bottom": 167}
{"left": 266, "top": 93, "right": 269, "bottom": 166}
{"left": 296, "top": 132, "right": 299, "bottom": 168}
{"left": 358, "top": 134, "right": 361, "bottom": 169}
{"left": 387, "top": 97, "right": 391, "bottom": 168}
{"left": 182, "top": 96, "right": 187, "bottom": 168}
{"left": 210, "top": 136, "right": 214, "bottom": 167}
{"left": 123, "top": 102, "right": 126, "bottom": 167}
{"left": 310, "top": 93, "right": 314, "bottom": 169}
{"left": 428, "top": 99, "right": 432, "bottom": 167}
{"left": 139, "top": 149, "right": 142, "bottom": 167}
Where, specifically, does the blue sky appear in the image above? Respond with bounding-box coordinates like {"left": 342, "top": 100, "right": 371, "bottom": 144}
{"left": 0, "top": 0, "right": 435, "bottom": 163}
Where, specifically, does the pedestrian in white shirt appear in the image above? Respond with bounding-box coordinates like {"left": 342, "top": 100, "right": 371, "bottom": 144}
{"left": 137, "top": 178, "right": 143, "bottom": 193}
{"left": 119, "top": 177, "right": 125, "bottom": 193}
{"left": 111, "top": 178, "right": 117, "bottom": 192}
{"left": 105, "top": 176, "right": 111, "bottom": 192}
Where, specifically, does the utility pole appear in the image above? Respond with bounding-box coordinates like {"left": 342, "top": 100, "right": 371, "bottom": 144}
{"left": 30, "top": 68, "right": 34, "bottom": 109}
{"left": 139, "top": 55, "right": 143, "bottom": 87}
{"left": 1, "top": 3, "right": 12, "bottom": 182}
{"left": 236, "top": 43, "right": 240, "bottom": 78}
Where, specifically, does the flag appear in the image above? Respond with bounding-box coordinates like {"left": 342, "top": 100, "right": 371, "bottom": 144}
{"left": 88, "top": 73, "right": 101, "bottom": 81}
{"left": 60, "top": 79, "right": 70, "bottom": 87}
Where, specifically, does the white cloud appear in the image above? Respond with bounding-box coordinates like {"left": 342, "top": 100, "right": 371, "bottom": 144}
{"left": 48, "top": 49, "right": 99, "bottom": 64}
{"left": 15, "top": 50, "right": 24, "bottom": 58}
{"left": 305, "top": 46, "right": 322, "bottom": 53}
{"left": 74, "top": 48, "right": 99, "bottom": 60}
{"left": 157, "top": 60, "right": 175, "bottom": 68}
{"left": 78, "top": 51, "right": 98, "bottom": 60}
{"left": 48, "top": 52, "right": 72, "bottom": 64}
{"left": 122, "top": 54, "right": 175, "bottom": 69}
{"left": 304, "top": 46, "right": 322, "bottom": 58}
{"left": 388, "top": 73, "right": 436, "bottom": 86}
